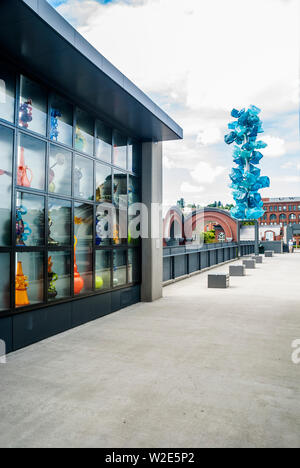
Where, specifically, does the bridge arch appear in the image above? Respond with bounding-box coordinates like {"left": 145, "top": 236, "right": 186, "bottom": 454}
{"left": 163, "top": 207, "right": 238, "bottom": 245}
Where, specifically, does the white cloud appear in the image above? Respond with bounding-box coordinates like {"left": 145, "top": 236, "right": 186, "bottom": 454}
{"left": 197, "top": 126, "right": 222, "bottom": 146}
{"left": 263, "top": 136, "right": 286, "bottom": 158}
{"left": 180, "top": 182, "right": 204, "bottom": 194}
{"left": 191, "top": 162, "right": 226, "bottom": 184}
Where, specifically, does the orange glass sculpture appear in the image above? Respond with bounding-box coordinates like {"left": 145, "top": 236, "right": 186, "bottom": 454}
{"left": 74, "top": 236, "right": 84, "bottom": 295}
{"left": 17, "top": 147, "right": 33, "bottom": 188}
{"left": 15, "top": 261, "right": 30, "bottom": 307}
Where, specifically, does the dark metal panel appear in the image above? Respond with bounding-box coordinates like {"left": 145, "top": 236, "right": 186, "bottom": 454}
{"left": 174, "top": 255, "right": 187, "bottom": 278}
{"left": 0, "top": 317, "right": 13, "bottom": 354}
{"left": 111, "top": 286, "right": 140, "bottom": 312}
{"left": 71, "top": 293, "right": 111, "bottom": 328}
{"left": 163, "top": 257, "right": 172, "bottom": 282}
{"left": 188, "top": 253, "right": 198, "bottom": 273}
{"left": 13, "top": 302, "right": 72, "bottom": 350}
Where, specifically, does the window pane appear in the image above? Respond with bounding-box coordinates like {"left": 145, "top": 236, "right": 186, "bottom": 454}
{"left": 74, "top": 154, "right": 94, "bottom": 201}
{"left": 128, "top": 139, "right": 141, "bottom": 174}
{"left": 50, "top": 94, "right": 73, "bottom": 146}
{"left": 113, "top": 170, "right": 127, "bottom": 245}
{"left": 96, "top": 204, "right": 112, "bottom": 247}
{"left": 19, "top": 75, "right": 47, "bottom": 135}
{"left": 48, "top": 252, "right": 71, "bottom": 302}
{"left": 48, "top": 198, "right": 71, "bottom": 246}
{"left": 0, "top": 253, "right": 10, "bottom": 311}
{"left": 95, "top": 250, "right": 111, "bottom": 291}
{"left": 49, "top": 145, "right": 72, "bottom": 196}
{"left": 96, "top": 162, "right": 112, "bottom": 204}
{"left": 128, "top": 176, "right": 141, "bottom": 246}
{"left": 15, "top": 252, "right": 44, "bottom": 308}
{"left": 113, "top": 250, "right": 127, "bottom": 287}
{"left": 128, "top": 249, "right": 140, "bottom": 283}
{"left": 16, "top": 192, "right": 45, "bottom": 246}
{"left": 113, "top": 131, "right": 127, "bottom": 170}
{"left": 0, "top": 125, "right": 13, "bottom": 246}
{"left": 96, "top": 120, "right": 112, "bottom": 163}
{"left": 74, "top": 203, "right": 93, "bottom": 295}
{"left": 18, "top": 133, "right": 46, "bottom": 191}
{"left": 0, "top": 63, "right": 15, "bottom": 123}
{"left": 75, "top": 108, "right": 94, "bottom": 155}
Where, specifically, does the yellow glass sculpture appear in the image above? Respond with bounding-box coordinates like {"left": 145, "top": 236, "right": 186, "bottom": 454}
{"left": 15, "top": 261, "right": 30, "bottom": 307}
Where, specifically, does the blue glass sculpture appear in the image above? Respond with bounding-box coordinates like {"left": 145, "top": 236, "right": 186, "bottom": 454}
{"left": 224, "top": 106, "right": 270, "bottom": 220}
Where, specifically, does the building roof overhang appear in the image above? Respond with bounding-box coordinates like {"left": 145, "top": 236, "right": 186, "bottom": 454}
{"left": 0, "top": 0, "right": 183, "bottom": 142}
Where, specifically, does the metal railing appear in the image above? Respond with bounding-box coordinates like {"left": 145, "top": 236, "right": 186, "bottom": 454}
{"left": 163, "top": 241, "right": 255, "bottom": 283}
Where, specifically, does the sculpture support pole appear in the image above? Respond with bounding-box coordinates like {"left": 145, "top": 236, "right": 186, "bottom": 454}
{"left": 237, "top": 221, "right": 241, "bottom": 258}
{"left": 255, "top": 220, "right": 259, "bottom": 255}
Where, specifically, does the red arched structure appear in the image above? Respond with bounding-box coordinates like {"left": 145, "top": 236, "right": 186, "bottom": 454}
{"left": 163, "top": 207, "right": 238, "bottom": 245}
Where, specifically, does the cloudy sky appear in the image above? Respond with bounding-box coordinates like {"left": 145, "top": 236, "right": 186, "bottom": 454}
{"left": 48, "top": 0, "right": 300, "bottom": 207}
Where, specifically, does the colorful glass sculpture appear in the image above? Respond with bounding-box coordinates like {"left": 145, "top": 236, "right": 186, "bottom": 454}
{"left": 74, "top": 235, "right": 84, "bottom": 295}
{"left": 15, "top": 261, "right": 30, "bottom": 307}
{"left": 19, "top": 99, "right": 33, "bottom": 129}
{"left": 17, "top": 147, "right": 33, "bottom": 188}
{"left": 224, "top": 105, "right": 270, "bottom": 220}
{"left": 16, "top": 205, "right": 32, "bottom": 246}
{"left": 50, "top": 108, "right": 61, "bottom": 141}
{"left": 48, "top": 256, "right": 58, "bottom": 299}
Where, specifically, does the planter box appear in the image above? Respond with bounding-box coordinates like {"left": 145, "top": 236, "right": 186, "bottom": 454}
{"left": 208, "top": 274, "right": 229, "bottom": 289}
{"left": 243, "top": 259, "right": 256, "bottom": 269}
{"left": 229, "top": 265, "right": 246, "bottom": 277}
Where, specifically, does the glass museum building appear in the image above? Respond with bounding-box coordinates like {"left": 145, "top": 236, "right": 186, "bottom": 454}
{"left": 0, "top": 0, "right": 182, "bottom": 352}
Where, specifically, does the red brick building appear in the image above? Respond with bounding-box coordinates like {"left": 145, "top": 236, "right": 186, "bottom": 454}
{"left": 260, "top": 197, "right": 300, "bottom": 243}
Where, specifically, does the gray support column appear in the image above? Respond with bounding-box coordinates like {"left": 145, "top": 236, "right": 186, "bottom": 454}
{"left": 141, "top": 141, "right": 163, "bottom": 302}
{"left": 237, "top": 221, "right": 241, "bottom": 257}
{"left": 255, "top": 220, "right": 259, "bottom": 255}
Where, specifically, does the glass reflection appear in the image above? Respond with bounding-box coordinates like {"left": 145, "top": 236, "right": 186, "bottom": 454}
{"left": 96, "top": 120, "right": 112, "bottom": 163}
{"left": 48, "top": 198, "right": 71, "bottom": 246}
{"left": 74, "top": 154, "right": 94, "bottom": 201}
{"left": 0, "top": 125, "right": 13, "bottom": 246}
{"left": 113, "top": 250, "right": 127, "bottom": 287}
{"left": 0, "top": 253, "right": 10, "bottom": 311}
{"left": 75, "top": 108, "right": 94, "bottom": 155}
{"left": 74, "top": 203, "right": 93, "bottom": 294}
{"left": 50, "top": 94, "right": 73, "bottom": 146}
{"left": 18, "top": 133, "right": 46, "bottom": 191}
{"left": 48, "top": 252, "right": 71, "bottom": 302}
{"left": 19, "top": 75, "right": 47, "bottom": 135}
{"left": 113, "top": 131, "right": 127, "bottom": 170}
{"left": 95, "top": 250, "right": 111, "bottom": 291}
{"left": 49, "top": 145, "right": 72, "bottom": 196}
{"left": 0, "top": 62, "right": 15, "bottom": 123}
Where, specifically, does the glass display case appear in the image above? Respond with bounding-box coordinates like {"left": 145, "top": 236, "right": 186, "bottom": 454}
{"left": 48, "top": 252, "right": 71, "bottom": 302}
{"left": 74, "top": 154, "right": 94, "bottom": 201}
{"left": 75, "top": 108, "right": 94, "bottom": 155}
{"left": 49, "top": 145, "right": 72, "bottom": 197}
{"left": 0, "top": 125, "right": 13, "bottom": 246}
{"left": 18, "top": 133, "right": 46, "bottom": 191}
{"left": 50, "top": 93, "right": 73, "bottom": 147}
{"left": 0, "top": 61, "right": 15, "bottom": 123}
{"left": 0, "top": 61, "right": 141, "bottom": 314}
{"left": 96, "top": 120, "right": 112, "bottom": 164}
{"left": 19, "top": 75, "right": 47, "bottom": 135}
{"left": 113, "top": 169, "right": 128, "bottom": 245}
{"left": 128, "top": 175, "right": 141, "bottom": 246}
{"left": 0, "top": 253, "right": 10, "bottom": 311}
{"left": 128, "top": 139, "right": 141, "bottom": 174}
{"left": 113, "top": 249, "right": 127, "bottom": 287}
{"left": 113, "top": 131, "right": 127, "bottom": 170}
{"left": 128, "top": 248, "right": 140, "bottom": 283}
{"left": 96, "top": 162, "right": 112, "bottom": 204}
{"left": 48, "top": 198, "right": 71, "bottom": 247}
{"left": 74, "top": 203, "right": 93, "bottom": 295}
{"left": 95, "top": 250, "right": 111, "bottom": 291}
{"left": 16, "top": 192, "right": 45, "bottom": 247}
{"left": 15, "top": 252, "right": 44, "bottom": 308}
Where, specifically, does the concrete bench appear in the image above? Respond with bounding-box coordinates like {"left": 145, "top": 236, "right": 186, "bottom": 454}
{"left": 243, "top": 259, "right": 256, "bottom": 269}
{"left": 252, "top": 255, "right": 263, "bottom": 264}
{"left": 208, "top": 274, "right": 229, "bottom": 289}
{"left": 265, "top": 251, "right": 274, "bottom": 258}
{"left": 229, "top": 265, "right": 246, "bottom": 277}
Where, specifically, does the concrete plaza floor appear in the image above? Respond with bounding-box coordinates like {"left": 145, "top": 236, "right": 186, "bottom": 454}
{"left": 0, "top": 253, "right": 300, "bottom": 448}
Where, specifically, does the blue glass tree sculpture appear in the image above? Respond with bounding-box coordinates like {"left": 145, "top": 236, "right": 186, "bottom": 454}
{"left": 224, "top": 105, "right": 270, "bottom": 221}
